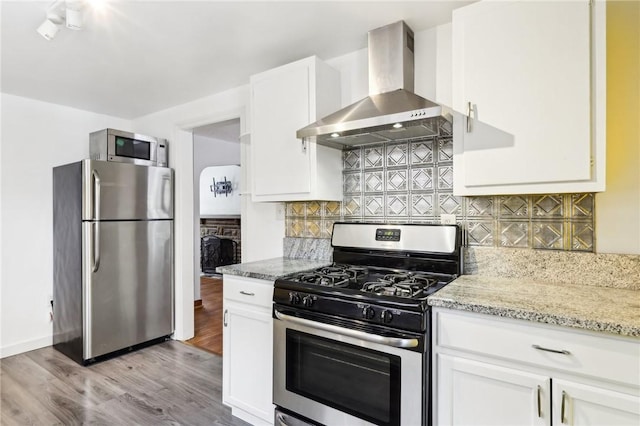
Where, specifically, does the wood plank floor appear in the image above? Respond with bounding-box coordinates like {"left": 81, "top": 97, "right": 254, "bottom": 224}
{"left": 187, "top": 276, "right": 224, "bottom": 355}
{"left": 0, "top": 341, "right": 249, "bottom": 426}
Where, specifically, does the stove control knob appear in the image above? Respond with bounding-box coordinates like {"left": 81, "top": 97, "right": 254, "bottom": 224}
{"left": 302, "top": 295, "right": 314, "bottom": 308}
{"left": 289, "top": 292, "right": 301, "bottom": 305}
{"left": 380, "top": 310, "right": 393, "bottom": 324}
{"left": 362, "top": 306, "right": 375, "bottom": 320}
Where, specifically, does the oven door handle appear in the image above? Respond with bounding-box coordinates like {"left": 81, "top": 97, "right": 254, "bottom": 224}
{"left": 274, "top": 310, "right": 419, "bottom": 348}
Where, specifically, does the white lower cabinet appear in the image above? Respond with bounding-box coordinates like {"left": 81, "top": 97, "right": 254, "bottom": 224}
{"left": 437, "top": 355, "right": 550, "bottom": 425}
{"left": 552, "top": 379, "right": 640, "bottom": 426}
{"left": 222, "top": 275, "right": 274, "bottom": 426}
{"left": 433, "top": 308, "right": 640, "bottom": 426}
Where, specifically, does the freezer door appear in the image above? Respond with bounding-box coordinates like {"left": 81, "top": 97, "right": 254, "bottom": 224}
{"left": 82, "top": 160, "right": 173, "bottom": 221}
{"left": 82, "top": 220, "right": 173, "bottom": 360}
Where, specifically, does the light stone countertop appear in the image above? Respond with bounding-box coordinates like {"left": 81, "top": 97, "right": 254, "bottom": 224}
{"left": 216, "top": 257, "right": 331, "bottom": 281}
{"left": 428, "top": 275, "right": 640, "bottom": 338}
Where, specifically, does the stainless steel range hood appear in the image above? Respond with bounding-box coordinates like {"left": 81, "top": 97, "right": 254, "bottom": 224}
{"left": 297, "top": 21, "right": 445, "bottom": 149}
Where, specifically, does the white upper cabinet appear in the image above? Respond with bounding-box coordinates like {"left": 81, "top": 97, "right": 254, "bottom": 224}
{"left": 250, "top": 56, "right": 342, "bottom": 202}
{"left": 451, "top": 0, "right": 606, "bottom": 195}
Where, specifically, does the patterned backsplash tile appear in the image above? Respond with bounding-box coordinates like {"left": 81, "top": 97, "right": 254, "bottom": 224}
{"left": 285, "top": 130, "right": 595, "bottom": 252}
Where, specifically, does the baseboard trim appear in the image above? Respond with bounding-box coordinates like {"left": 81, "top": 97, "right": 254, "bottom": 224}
{"left": 194, "top": 299, "right": 203, "bottom": 309}
{"left": 1, "top": 335, "right": 52, "bottom": 359}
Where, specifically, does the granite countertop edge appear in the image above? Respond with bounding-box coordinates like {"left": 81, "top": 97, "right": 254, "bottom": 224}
{"left": 216, "top": 257, "right": 331, "bottom": 281}
{"left": 428, "top": 277, "right": 640, "bottom": 338}
{"left": 428, "top": 298, "right": 638, "bottom": 337}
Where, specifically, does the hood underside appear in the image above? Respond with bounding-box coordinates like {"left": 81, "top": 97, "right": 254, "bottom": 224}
{"left": 296, "top": 89, "right": 443, "bottom": 148}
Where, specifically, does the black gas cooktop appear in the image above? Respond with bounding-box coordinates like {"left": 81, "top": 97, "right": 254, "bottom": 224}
{"left": 280, "top": 263, "right": 453, "bottom": 301}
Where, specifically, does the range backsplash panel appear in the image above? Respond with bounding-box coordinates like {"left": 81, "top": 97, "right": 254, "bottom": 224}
{"left": 285, "top": 122, "right": 594, "bottom": 251}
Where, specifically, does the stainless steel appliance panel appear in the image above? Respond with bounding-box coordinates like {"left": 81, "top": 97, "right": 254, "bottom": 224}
{"left": 274, "top": 316, "right": 422, "bottom": 426}
{"left": 82, "top": 160, "right": 173, "bottom": 221}
{"left": 82, "top": 220, "right": 173, "bottom": 359}
{"left": 331, "top": 222, "right": 458, "bottom": 254}
{"left": 53, "top": 162, "right": 84, "bottom": 363}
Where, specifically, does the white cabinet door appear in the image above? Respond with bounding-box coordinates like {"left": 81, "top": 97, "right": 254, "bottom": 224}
{"left": 222, "top": 301, "right": 273, "bottom": 425}
{"left": 553, "top": 379, "right": 640, "bottom": 426}
{"left": 436, "top": 354, "right": 550, "bottom": 426}
{"left": 222, "top": 275, "right": 274, "bottom": 424}
{"left": 250, "top": 56, "right": 342, "bottom": 201}
{"left": 251, "top": 61, "right": 312, "bottom": 196}
{"left": 452, "top": 0, "right": 604, "bottom": 195}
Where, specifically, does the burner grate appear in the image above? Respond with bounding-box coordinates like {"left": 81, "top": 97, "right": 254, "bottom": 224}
{"left": 298, "top": 272, "right": 350, "bottom": 288}
{"left": 361, "top": 274, "right": 439, "bottom": 298}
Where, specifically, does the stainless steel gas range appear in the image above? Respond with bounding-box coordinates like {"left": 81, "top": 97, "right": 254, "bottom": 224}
{"left": 272, "top": 222, "right": 462, "bottom": 426}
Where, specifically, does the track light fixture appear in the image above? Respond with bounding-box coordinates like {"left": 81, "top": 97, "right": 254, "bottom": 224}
{"left": 36, "top": 0, "right": 85, "bottom": 40}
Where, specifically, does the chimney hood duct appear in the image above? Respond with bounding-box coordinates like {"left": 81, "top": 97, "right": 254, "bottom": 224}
{"left": 297, "top": 21, "right": 446, "bottom": 149}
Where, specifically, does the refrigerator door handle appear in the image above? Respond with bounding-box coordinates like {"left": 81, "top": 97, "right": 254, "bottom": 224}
{"left": 161, "top": 175, "right": 171, "bottom": 215}
{"left": 92, "top": 222, "right": 101, "bottom": 272}
{"left": 92, "top": 169, "right": 101, "bottom": 220}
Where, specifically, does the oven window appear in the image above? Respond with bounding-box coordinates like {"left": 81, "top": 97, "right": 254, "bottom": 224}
{"left": 286, "top": 330, "right": 401, "bottom": 426}
{"left": 115, "top": 136, "right": 151, "bottom": 160}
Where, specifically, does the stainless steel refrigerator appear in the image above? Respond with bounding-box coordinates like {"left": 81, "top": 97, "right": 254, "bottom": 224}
{"left": 53, "top": 159, "right": 174, "bottom": 365}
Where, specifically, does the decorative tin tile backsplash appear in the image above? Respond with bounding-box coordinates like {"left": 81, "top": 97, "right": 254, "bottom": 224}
{"left": 285, "top": 127, "right": 595, "bottom": 252}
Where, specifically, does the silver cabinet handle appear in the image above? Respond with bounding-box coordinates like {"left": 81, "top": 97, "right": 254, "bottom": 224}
{"left": 223, "top": 309, "right": 228, "bottom": 327}
{"left": 275, "top": 310, "right": 418, "bottom": 348}
{"left": 92, "top": 222, "right": 100, "bottom": 273}
{"left": 466, "top": 101, "right": 473, "bottom": 133}
{"left": 239, "top": 291, "right": 255, "bottom": 296}
{"left": 532, "top": 344, "right": 571, "bottom": 355}
{"left": 560, "top": 390, "right": 568, "bottom": 424}
{"left": 536, "top": 385, "right": 542, "bottom": 418}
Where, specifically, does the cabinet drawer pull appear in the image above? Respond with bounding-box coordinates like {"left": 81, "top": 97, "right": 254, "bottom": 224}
{"left": 560, "top": 390, "right": 568, "bottom": 424}
{"left": 466, "top": 101, "right": 473, "bottom": 133}
{"left": 536, "top": 385, "right": 542, "bottom": 418}
{"left": 239, "top": 291, "right": 255, "bottom": 296}
{"left": 223, "top": 309, "right": 228, "bottom": 327}
{"left": 532, "top": 344, "right": 571, "bottom": 355}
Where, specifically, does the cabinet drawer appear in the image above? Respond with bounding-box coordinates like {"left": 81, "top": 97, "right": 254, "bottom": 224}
{"left": 223, "top": 275, "right": 273, "bottom": 308}
{"left": 434, "top": 309, "right": 640, "bottom": 387}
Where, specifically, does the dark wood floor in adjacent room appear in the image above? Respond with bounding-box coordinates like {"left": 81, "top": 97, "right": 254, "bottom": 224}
{"left": 187, "top": 276, "right": 224, "bottom": 355}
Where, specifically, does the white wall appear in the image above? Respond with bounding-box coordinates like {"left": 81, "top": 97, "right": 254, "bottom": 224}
{"left": 199, "top": 165, "right": 241, "bottom": 216}
{"left": 193, "top": 133, "right": 241, "bottom": 186}
{"left": 0, "top": 93, "right": 131, "bottom": 357}
{"left": 193, "top": 133, "right": 241, "bottom": 219}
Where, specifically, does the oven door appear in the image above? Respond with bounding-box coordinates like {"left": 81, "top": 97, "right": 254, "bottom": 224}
{"left": 273, "top": 308, "right": 424, "bottom": 426}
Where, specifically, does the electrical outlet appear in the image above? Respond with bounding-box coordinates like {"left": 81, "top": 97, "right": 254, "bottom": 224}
{"left": 440, "top": 214, "right": 456, "bottom": 225}
{"left": 48, "top": 297, "right": 53, "bottom": 322}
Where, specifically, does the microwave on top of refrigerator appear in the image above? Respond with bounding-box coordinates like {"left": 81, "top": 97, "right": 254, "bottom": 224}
{"left": 90, "top": 128, "right": 168, "bottom": 167}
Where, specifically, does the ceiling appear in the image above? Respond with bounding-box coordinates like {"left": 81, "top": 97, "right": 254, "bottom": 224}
{"left": 1, "top": 1, "right": 472, "bottom": 120}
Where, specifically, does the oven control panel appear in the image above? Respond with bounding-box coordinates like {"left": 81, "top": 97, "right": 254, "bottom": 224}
{"left": 274, "top": 288, "right": 427, "bottom": 332}
{"left": 375, "top": 228, "right": 401, "bottom": 242}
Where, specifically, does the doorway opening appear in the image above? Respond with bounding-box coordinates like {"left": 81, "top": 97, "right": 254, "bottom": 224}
{"left": 187, "top": 118, "right": 241, "bottom": 355}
